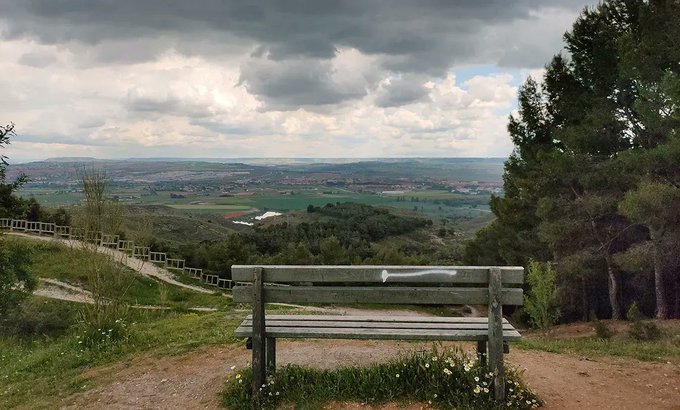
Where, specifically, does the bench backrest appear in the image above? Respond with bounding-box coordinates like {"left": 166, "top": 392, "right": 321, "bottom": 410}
{"left": 232, "top": 265, "right": 524, "bottom": 306}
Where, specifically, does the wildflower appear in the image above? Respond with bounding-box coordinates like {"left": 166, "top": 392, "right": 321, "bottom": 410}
{"left": 275, "top": 392, "right": 280, "bottom": 396}
{"left": 425, "top": 363, "right": 430, "bottom": 368}
{"left": 443, "top": 368, "right": 452, "bottom": 376}
{"left": 474, "top": 377, "right": 479, "bottom": 382}
{"left": 395, "top": 374, "right": 400, "bottom": 378}
{"left": 432, "top": 357, "right": 438, "bottom": 362}
{"left": 473, "top": 386, "right": 481, "bottom": 394}
{"left": 433, "top": 394, "right": 437, "bottom": 398}
{"left": 483, "top": 387, "right": 489, "bottom": 394}
{"left": 526, "top": 400, "right": 532, "bottom": 405}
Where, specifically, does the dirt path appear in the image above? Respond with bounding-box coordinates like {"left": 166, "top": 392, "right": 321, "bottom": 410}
{"left": 60, "top": 339, "right": 680, "bottom": 410}
{"left": 9, "top": 232, "right": 212, "bottom": 294}
{"left": 35, "top": 277, "right": 219, "bottom": 312}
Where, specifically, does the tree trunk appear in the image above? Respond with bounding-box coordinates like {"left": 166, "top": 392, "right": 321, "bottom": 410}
{"left": 605, "top": 255, "right": 622, "bottom": 320}
{"left": 650, "top": 229, "right": 669, "bottom": 319}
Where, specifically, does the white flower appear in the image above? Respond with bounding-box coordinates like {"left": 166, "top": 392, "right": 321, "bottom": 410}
{"left": 230, "top": 365, "right": 236, "bottom": 370}
{"left": 474, "top": 386, "right": 481, "bottom": 394}
{"left": 235, "top": 374, "right": 241, "bottom": 379}
{"left": 474, "top": 377, "right": 479, "bottom": 382}
{"left": 425, "top": 363, "right": 430, "bottom": 368}
{"left": 483, "top": 387, "right": 489, "bottom": 393}
{"left": 395, "top": 374, "right": 400, "bottom": 378}
{"left": 443, "top": 368, "right": 452, "bottom": 376}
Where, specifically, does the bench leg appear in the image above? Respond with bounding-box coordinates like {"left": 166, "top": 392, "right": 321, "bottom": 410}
{"left": 476, "top": 341, "right": 487, "bottom": 365}
{"left": 266, "top": 337, "right": 276, "bottom": 371}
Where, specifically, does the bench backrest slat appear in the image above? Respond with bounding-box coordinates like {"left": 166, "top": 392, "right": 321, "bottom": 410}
{"left": 231, "top": 265, "right": 524, "bottom": 306}
{"left": 233, "top": 285, "right": 523, "bottom": 305}
{"left": 232, "top": 265, "right": 523, "bottom": 285}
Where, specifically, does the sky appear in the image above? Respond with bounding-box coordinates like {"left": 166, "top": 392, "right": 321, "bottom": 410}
{"left": 0, "top": 1, "right": 594, "bottom": 161}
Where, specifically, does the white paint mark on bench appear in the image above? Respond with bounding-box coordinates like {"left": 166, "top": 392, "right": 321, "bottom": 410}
{"left": 381, "top": 269, "right": 458, "bottom": 283}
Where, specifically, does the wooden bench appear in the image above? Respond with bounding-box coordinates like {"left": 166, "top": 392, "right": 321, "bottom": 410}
{"left": 232, "top": 265, "right": 524, "bottom": 400}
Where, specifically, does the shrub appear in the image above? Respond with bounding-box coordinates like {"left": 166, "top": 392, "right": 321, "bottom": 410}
{"left": 592, "top": 319, "right": 614, "bottom": 340}
{"left": 0, "top": 298, "right": 77, "bottom": 339}
{"left": 223, "top": 347, "right": 541, "bottom": 409}
{"left": 524, "top": 260, "right": 559, "bottom": 330}
{"left": 627, "top": 302, "right": 661, "bottom": 341}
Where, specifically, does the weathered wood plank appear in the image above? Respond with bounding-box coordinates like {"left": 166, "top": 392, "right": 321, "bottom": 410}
{"left": 232, "top": 286, "right": 523, "bottom": 305}
{"left": 232, "top": 265, "right": 524, "bottom": 284}
{"left": 488, "top": 267, "right": 505, "bottom": 401}
{"left": 234, "top": 326, "right": 521, "bottom": 341}
{"left": 251, "top": 267, "right": 266, "bottom": 394}
{"left": 243, "top": 314, "right": 511, "bottom": 324}
{"left": 241, "top": 319, "right": 516, "bottom": 330}
{"left": 266, "top": 337, "right": 276, "bottom": 370}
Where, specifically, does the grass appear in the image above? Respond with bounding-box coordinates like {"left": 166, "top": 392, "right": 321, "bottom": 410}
{"left": 222, "top": 346, "right": 540, "bottom": 410}
{"left": 6, "top": 236, "right": 231, "bottom": 310}
{"left": 517, "top": 334, "right": 680, "bottom": 363}
{"left": 0, "top": 298, "right": 241, "bottom": 409}
{"left": 513, "top": 321, "right": 680, "bottom": 363}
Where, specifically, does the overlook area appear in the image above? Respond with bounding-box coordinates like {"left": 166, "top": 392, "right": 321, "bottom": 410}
{"left": 1, "top": 0, "right": 680, "bottom": 409}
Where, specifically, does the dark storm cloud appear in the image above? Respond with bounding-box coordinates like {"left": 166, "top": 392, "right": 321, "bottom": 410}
{"left": 238, "top": 57, "right": 368, "bottom": 110}
{"left": 375, "top": 75, "right": 431, "bottom": 108}
{"left": 1, "top": 0, "right": 586, "bottom": 108}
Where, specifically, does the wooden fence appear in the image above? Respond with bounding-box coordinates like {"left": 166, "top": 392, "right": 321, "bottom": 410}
{"left": 0, "top": 218, "right": 233, "bottom": 290}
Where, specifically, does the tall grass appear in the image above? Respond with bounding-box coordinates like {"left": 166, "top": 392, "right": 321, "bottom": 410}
{"left": 223, "top": 346, "right": 540, "bottom": 409}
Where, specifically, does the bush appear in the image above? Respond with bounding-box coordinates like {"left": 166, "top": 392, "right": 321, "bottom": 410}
{"left": 0, "top": 238, "right": 36, "bottom": 317}
{"left": 0, "top": 298, "right": 78, "bottom": 339}
{"left": 223, "top": 347, "right": 541, "bottom": 409}
{"left": 524, "top": 260, "right": 560, "bottom": 330}
{"left": 591, "top": 313, "right": 614, "bottom": 340}
{"left": 627, "top": 302, "right": 661, "bottom": 341}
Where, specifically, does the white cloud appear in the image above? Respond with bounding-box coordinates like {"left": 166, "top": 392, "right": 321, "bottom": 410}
{"left": 0, "top": 1, "right": 593, "bottom": 160}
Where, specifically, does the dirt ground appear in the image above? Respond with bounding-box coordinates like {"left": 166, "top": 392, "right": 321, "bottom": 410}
{"left": 60, "top": 339, "right": 680, "bottom": 410}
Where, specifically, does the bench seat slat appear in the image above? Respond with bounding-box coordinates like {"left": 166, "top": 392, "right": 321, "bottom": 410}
{"left": 233, "top": 286, "right": 523, "bottom": 305}
{"left": 232, "top": 265, "right": 524, "bottom": 284}
{"left": 234, "top": 325, "right": 521, "bottom": 341}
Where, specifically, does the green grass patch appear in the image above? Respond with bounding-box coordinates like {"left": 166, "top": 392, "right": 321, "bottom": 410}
{"left": 7, "top": 237, "right": 230, "bottom": 310}
{"left": 223, "top": 346, "right": 540, "bottom": 409}
{"left": 517, "top": 335, "right": 680, "bottom": 362}
{"left": 0, "top": 299, "right": 241, "bottom": 409}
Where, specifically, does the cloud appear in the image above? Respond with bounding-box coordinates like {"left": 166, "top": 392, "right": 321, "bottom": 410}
{"left": 375, "top": 75, "right": 431, "bottom": 108}
{"left": 0, "top": 1, "right": 594, "bottom": 159}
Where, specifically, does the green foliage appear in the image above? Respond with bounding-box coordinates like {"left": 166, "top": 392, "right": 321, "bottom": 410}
{"left": 0, "top": 237, "right": 35, "bottom": 317}
{"left": 590, "top": 312, "right": 614, "bottom": 340}
{"left": 0, "top": 297, "right": 78, "bottom": 339}
{"left": 523, "top": 260, "right": 559, "bottom": 330}
{"left": 465, "top": 0, "right": 680, "bottom": 320}
{"left": 627, "top": 302, "right": 661, "bottom": 341}
{"left": 223, "top": 347, "right": 540, "bottom": 410}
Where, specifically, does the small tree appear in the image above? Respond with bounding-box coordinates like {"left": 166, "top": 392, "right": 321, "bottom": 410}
{"left": 524, "top": 260, "right": 560, "bottom": 330}
{"left": 75, "top": 167, "right": 132, "bottom": 346}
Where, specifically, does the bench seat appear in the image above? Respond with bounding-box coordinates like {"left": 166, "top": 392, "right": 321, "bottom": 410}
{"left": 235, "top": 314, "right": 521, "bottom": 341}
